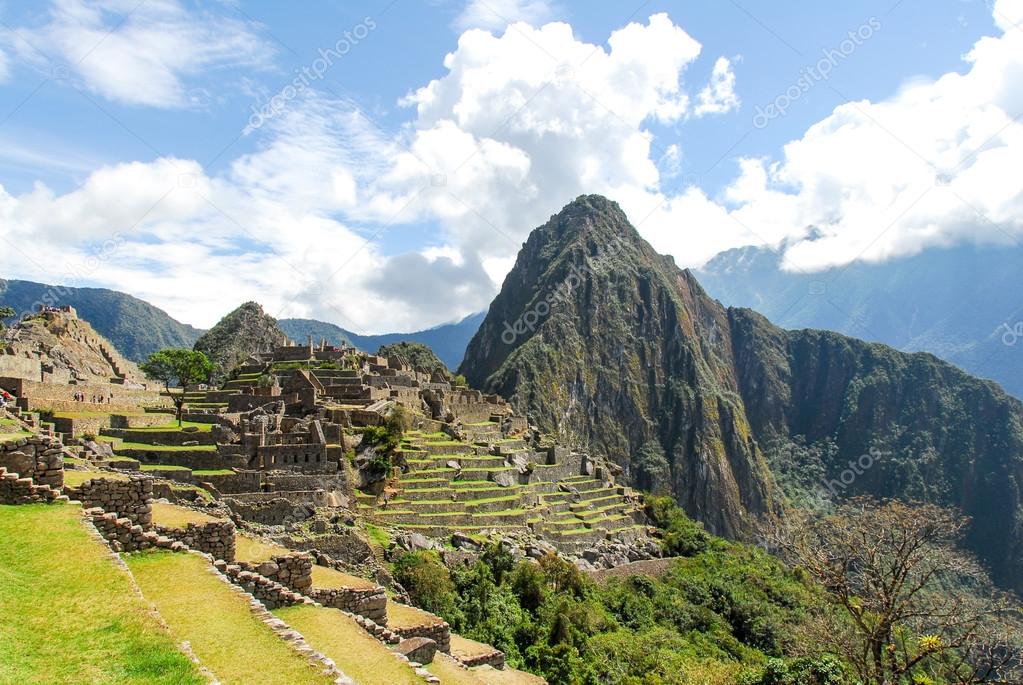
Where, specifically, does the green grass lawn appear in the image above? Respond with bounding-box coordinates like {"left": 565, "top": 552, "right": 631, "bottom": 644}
{"left": 191, "top": 469, "right": 235, "bottom": 476}
{"left": 0, "top": 503, "right": 204, "bottom": 684}
{"left": 274, "top": 605, "right": 423, "bottom": 685}
{"left": 114, "top": 441, "right": 217, "bottom": 452}
{"left": 127, "top": 551, "right": 333, "bottom": 685}
{"left": 150, "top": 502, "right": 223, "bottom": 528}
{"left": 0, "top": 430, "right": 33, "bottom": 441}
{"left": 125, "top": 421, "right": 213, "bottom": 432}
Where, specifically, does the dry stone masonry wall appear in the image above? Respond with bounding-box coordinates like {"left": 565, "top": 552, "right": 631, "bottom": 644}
{"left": 156, "top": 519, "right": 236, "bottom": 562}
{"left": 0, "top": 435, "right": 64, "bottom": 488}
{"left": 65, "top": 476, "right": 154, "bottom": 526}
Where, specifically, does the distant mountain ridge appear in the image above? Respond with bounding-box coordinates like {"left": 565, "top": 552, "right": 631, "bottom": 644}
{"left": 695, "top": 243, "right": 1023, "bottom": 398}
{"left": 279, "top": 312, "right": 485, "bottom": 370}
{"left": 0, "top": 278, "right": 202, "bottom": 362}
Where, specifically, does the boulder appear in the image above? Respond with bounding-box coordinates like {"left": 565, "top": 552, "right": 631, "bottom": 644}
{"left": 85, "top": 440, "right": 114, "bottom": 459}
{"left": 396, "top": 532, "right": 438, "bottom": 553}
{"left": 396, "top": 637, "right": 437, "bottom": 665}
{"left": 493, "top": 471, "right": 516, "bottom": 487}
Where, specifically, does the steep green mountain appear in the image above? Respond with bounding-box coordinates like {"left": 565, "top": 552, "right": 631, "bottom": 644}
{"left": 193, "top": 301, "right": 287, "bottom": 377}
{"left": 695, "top": 243, "right": 1023, "bottom": 399}
{"left": 0, "top": 278, "right": 202, "bottom": 361}
{"left": 377, "top": 341, "right": 450, "bottom": 377}
{"left": 279, "top": 312, "right": 485, "bottom": 371}
{"left": 459, "top": 195, "right": 1023, "bottom": 591}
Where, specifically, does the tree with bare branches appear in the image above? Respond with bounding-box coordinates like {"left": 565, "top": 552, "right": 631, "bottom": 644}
{"left": 762, "top": 497, "right": 1023, "bottom": 685}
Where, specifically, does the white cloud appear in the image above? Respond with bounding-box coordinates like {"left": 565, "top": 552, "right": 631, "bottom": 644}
{"left": 14, "top": 0, "right": 273, "bottom": 108}
{"left": 454, "top": 0, "right": 558, "bottom": 32}
{"left": 0, "top": 12, "right": 742, "bottom": 331}
{"left": 0, "top": 48, "right": 9, "bottom": 82}
{"left": 721, "top": 5, "right": 1023, "bottom": 272}
{"left": 694, "top": 56, "right": 739, "bottom": 116}
{"left": 14, "top": 5, "right": 1022, "bottom": 335}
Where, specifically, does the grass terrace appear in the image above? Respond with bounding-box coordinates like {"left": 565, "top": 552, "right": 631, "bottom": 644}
{"left": 274, "top": 605, "right": 423, "bottom": 685}
{"left": 235, "top": 534, "right": 291, "bottom": 563}
{"left": 62, "top": 469, "right": 130, "bottom": 487}
{"left": 128, "top": 551, "right": 333, "bottom": 684}
{"left": 0, "top": 503, "right": 204, "bottom": 684}
{"left": 310, "top": 565, "right": 377, "bottom": 590}
{"left": 386, "top": 601, "right": 446, "bottom": 629}
{"left": 151, "top": 502, "right": 222, "bottom": 529}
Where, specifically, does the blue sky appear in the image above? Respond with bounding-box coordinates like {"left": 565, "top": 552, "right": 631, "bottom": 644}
{"left": 0, "top": 0, "right": 1020, "bottom": 331}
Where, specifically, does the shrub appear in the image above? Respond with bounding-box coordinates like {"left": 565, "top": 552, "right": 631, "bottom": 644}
{"left": 392, "top": 551, "right": 459, "bottom": 617}
{"left": 645, "top": 496, "right": 711, "bottom": 556}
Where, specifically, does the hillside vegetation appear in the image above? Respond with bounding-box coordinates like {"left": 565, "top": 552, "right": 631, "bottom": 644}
{"left": 460, "top": 195, "right": 1023, "bottom": 593}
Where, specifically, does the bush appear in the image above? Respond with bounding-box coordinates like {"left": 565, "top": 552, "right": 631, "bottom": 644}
{"left": 645, "top": 496, "right": 711, "bottom": 556}
{"left": 392, "top": 551, "right": 459, "bottom": 617}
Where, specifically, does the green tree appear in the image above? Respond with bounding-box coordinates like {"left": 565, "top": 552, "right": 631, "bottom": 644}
{"left": 0, "top": 305, "right": 15, "bottom": 331}
{"left": 634, "top": 440, "right": 672, "bottom": 496}
{"left": 140, "top": 348, "right": 214, "bottom": 425}
{"left": 765, "top": 498, "right": 1023, "bottom": 685}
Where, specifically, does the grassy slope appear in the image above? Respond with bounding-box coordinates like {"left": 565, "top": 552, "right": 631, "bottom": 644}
{"left": 275, "top": 604, "right": 423, "bottom": 685}
{"left": 0, "top": 503, "right": 204, "bottom": 684}
{"left": 127, "top": 551, "right": 333, "bottom": 685}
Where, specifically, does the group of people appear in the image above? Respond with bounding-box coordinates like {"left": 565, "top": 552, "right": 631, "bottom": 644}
{"left": 72, "top": 391, "right": 113, "bottom": 404}
{"left": 0, "top": 389, "right": 13, "bottom": 409}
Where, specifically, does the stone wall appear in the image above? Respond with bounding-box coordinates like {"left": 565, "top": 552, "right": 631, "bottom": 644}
{"left": 0, "top": 355, "right": 42, "bottom": 382}
{"left": 65, "top": 476, "right": 153, "bottom": 527}
{"left": 157, "top": 519, "right": 236, "bottom": 562}
{"left": 223, "top": 495, "right": 315, "bottom": 525}
{"left": 308, "top": 585, "right": 388, "bottom": 624}
{"left": 0, "top": 377, "right": 167, "bottom": 412}
{"left": 389, "top": 610, "right": 451, "bottom": 653}
{"left": 0, "top": 434, "right": 64, "bottom": 487}
{"left": 216, "top": 560, "right": 313, "bottom": 610}
{"left": 239, "top": 552, "right": 314, "bottom": 594}
{"left": 0, "top": 466, "right": 61, "bottom": 504}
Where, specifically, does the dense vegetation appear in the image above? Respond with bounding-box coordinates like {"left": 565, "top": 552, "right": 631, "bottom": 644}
{"left": 0, "top": 278, "right": 201, "bottom": 360}
{"left": 392, "top": 497, "right": 1022, "bottom": 685}
{"left": 377, "top": 341, "right": 451, "bottom": 377}
{"left": 394, "top": 497, "right": 842, "bottom": 685}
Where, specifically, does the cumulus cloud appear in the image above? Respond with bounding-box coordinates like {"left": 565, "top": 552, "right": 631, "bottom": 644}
{"left": 722, "top": 4, "right": 1023, "bottom": 272}
{"left": 0, "top": 12, "right": 742, "bottom": 330}
{"left": 13, "top": 0, "right": 273, "bottom": 107}
{"left": 694, "top": 57, "right": 740, "bottom": 116}
{"left": 454, "top": 0, "right": 559, "bottom": 32}
{"left": 13, "top": 4, "right": 1021, "bottom": 333}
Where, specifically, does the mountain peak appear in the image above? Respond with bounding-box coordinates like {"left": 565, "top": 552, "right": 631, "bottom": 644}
{"left": 194, "top": 301, "right": 287, "bottom": 377}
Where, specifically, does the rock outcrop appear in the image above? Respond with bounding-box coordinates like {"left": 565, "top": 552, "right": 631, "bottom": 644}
{"left": 194, "top": 302, "right": 287, "bottom": 379}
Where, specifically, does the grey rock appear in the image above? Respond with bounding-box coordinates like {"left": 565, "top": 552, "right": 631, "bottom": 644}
{"left": 493, "top": 471, "right": 516, "bottom": 487}
{"left": 396, "top": 637, "right": 438, "bottom": 665}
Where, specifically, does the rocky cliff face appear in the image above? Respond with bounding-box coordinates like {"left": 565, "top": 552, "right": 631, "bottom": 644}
{"left": 460, "top": 195, "right": 1023, "bottom": 591}
{"left": 194, "top": 302, "right": 287, "bottom": 378}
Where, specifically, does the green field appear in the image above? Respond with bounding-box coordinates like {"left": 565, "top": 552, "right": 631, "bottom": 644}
{"left": 0, "top": 503, "right": 204, "bottom": 684}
